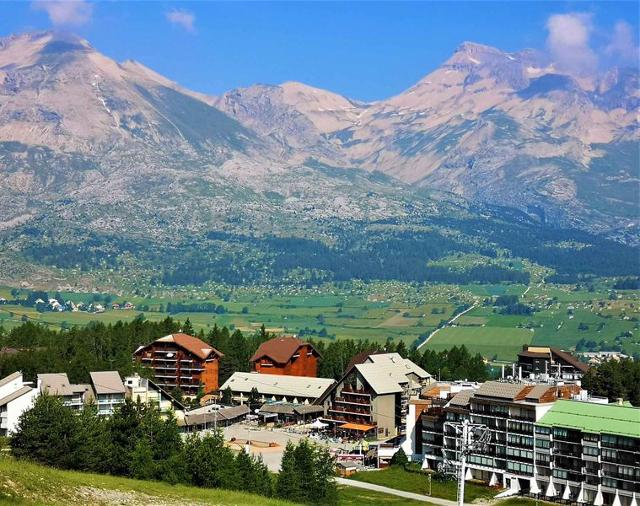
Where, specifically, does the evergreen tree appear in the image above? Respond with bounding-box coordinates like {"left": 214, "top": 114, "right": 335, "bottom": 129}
{"left": 221, "top": 386, "right": 233, "bottom": 405}
{"left": 191, "top": 430, "right": 237, "bottom": 489}
{"left": 182, "top": 318, "right": 194, "bottom": 335}
{"left": 10, "top": 394, "right": 79, "bottom": 469}
{"left": 276, "top": 442, "right": 300, "bottom": 501}
{"left": 73, "top": 404, "right": 110, "bottom": 473}
{"left": 390, "top": 447, "right": 408, "bottom": 467}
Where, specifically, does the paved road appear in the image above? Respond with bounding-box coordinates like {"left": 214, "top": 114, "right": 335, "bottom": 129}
{"left": 417, "top": 304, "right": 478, "bottom": 350}
{"left": 336, "top": 477, "right": 459, "bottom": 506}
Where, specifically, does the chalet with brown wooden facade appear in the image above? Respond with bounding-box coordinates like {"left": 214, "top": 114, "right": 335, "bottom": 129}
{"left": 133, "top": 333, "right": 223, "bottom": 396}
{"left": 250, "top": 337, "right": 319, "bottom": 377}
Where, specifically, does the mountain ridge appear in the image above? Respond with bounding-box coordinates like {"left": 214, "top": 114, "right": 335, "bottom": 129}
{"left": 0, "top": 29, "right": 638, "bottom": 288}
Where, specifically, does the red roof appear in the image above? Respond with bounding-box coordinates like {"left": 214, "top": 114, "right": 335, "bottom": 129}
{"left": 250, "top": 336, "right": 316, "bottom": 364}
{"left": 137, "top": 333, "right": 223, "bottom": 360}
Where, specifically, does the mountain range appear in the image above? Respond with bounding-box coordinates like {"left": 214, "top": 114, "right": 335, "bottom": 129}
{"left": 0, "top": 31, "right": 637, "bottom": 287}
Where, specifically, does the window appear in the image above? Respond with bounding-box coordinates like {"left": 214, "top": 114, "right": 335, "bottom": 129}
{"left": 553, "top": 428, "right": 568, "bottom": 439}
{"left": 536, "top": 439, "right": 550, "bottom": 449}
{"left": 583, "top": 432, "right": 598, "bottom": 442}
{"left": 583, "top": 446, "right": 599, "bottom": 456}
{"left": 535, "top": 426, "right": 550, "bottom": 435}
{"left": 553, "top": 469, "right": 568, "bottom": 479}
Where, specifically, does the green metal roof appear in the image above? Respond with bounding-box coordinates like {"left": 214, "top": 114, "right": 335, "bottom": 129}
{"left": 537, "top": 399, "right": 640, "bottom": 438}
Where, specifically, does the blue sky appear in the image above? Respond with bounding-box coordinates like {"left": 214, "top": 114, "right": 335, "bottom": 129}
{"left": 2, "top": 1, "right": 638, "bottom": 101}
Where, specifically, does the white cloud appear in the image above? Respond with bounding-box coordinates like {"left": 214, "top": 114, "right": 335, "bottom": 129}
{"left": 605, "top": 21, "right": 639, "bottom": 66}
{"left": 165, "top": 9, "right": 196, "bottom": 33}
{"left": 32, "top": 0, "right": 93, "bottom": 27}
{"left": 546, "top": 12, "right": 597, "bottom": 75}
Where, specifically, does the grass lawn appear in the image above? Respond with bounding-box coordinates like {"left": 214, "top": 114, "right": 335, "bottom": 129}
{"left": 337, "top": 485, "right": 428, "bottom": 506}
{"left": 0, "top": 457, "right": 292, "bottom": 506}
{"left": 425, "top": 326, "right": 533, "bottom": 361}
{"left": 348, "top": 466, "right": 497, "bottom": 503}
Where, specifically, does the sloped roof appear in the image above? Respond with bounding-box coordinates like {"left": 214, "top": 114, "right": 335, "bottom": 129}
{"left": 551, "top": 348, "right": 590, "bottom": 373}
{"left": 90, "top": 371, "right": 126, "bottom": 395}
{"left": 250, "top": 336, "right": 316, "bottom": 364}
{"left": 366, "top": 353, "right": 431, "bottom": 379}
{"left": 38, "top": 373, "right": 77, "bottom": 396}
{"left": 475, "top": 381, "right": 530, "bottom": 400}
{"left": 142, "top": 333, "right": 223, "bottom": 360}
{"left": 537, "top": 400, "right": 640, "bottom": 438}
{"left": 0, "top": 385, "right": 33, "bottom": 407}
{"left": 355, "top": 363, "right": 406, "bottom": 395}
{"left": 0, "top": 371, "right": 22, "bottom": 389}
{"left": 448, "top": 389, "right": 475, "bottom": 407}
{"left": 524, "top": 384, "right": 555, "bottom": 402}
{"left": 181, "top": 404, "right": 250, "bottom": 426}
{"left": 220, "top": 372, "right": 334, "bottom": 399}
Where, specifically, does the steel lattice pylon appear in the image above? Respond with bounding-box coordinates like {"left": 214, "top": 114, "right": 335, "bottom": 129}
{"left": 442, "top": 420, "right": 491, "bottom": 506}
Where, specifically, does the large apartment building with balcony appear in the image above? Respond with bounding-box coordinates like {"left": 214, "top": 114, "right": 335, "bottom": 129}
{"left": 404, "top": 381, "right": 639, "bottom": 505}
{"left": 534, "top": 400, "right": 640, "bottom": 506}
{"left": 133, "top": 333, "right": 223, "bottom": 396}
{"left": 317, "top": 352, "right": 432, "bottom": 438}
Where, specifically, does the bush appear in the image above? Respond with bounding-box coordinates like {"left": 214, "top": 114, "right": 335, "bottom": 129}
{"left": 390, "top": 447, "right": 409, "bottom": 467}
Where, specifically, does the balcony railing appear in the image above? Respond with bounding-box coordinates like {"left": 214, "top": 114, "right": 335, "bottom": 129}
{"left": 328, "top": 406, "right": 372, "bottom": 417}
{"left": 341, "top": 387, "right": 371, "bottom": 397}
{"left": 334, "top": 397, "right": 370, "bottom": 406}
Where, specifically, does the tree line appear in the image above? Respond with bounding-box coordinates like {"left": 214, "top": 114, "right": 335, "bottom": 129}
{"left": 10, "top": 395, "right": 336, "bottom": 504}
{"left": 0, "top": 319, "right": 490, "bottom": 391}
{"left": 311, "top": 338, "right": 489, "bottom": 383}
{"left": 581, "top": 358, "right": 640, "bottom": 406}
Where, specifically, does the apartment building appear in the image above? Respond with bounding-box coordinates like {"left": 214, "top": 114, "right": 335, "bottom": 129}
{"left": 250, "top": 336, "right": 320, "bottom": 377}
{"left": 534, "top": 400, "right": 640, "bottom": 506}
{"left": 38, "top": 373, "right": 94, "bottom": 410}
{"left": 405, "top": 381, "right": 640, "bottom": 505}
{"left": 89, "top": 371, "right": 126, "bottom": 416}
{"left": 124, "top": 373, "right": 186, "bottom": 418}
{"left": 133, "top": 333, "right": 224, "bottom": 395}
{"left": 517, "top": 346, "right": 589, "bottom": 381}
{"left": 317, "top": 352, "right": 432, "bottom": 438}
{"left": 0, "top": 371, "right": 37, "bottom": 435}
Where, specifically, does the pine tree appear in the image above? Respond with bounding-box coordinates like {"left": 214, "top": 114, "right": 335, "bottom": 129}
{"left": 235, "top": 449, "right": 257, "bottom": 493}
{"left": 276, "top": 442, "right": 300, "bottom": 501}
{"left": 10, "top": 394, "right": 79, "bottom": 469}
{"left": 221, "top": 386, "right": 233, "bottom": 405}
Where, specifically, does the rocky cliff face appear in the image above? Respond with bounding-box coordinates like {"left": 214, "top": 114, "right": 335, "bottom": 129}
{"left": 0, "top": 32, "right": 638, "bottom": 244}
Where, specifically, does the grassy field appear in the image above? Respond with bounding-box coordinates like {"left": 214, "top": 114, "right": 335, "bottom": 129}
{"left": 0, "top": 457, "right": 291, "bottom": 505}
{"left": 426, "top": 327, "right": 534, "bottom": 361}
{"left": 348, "top": 466, "right": 497, "bottom": 503}
{"left": 2, "top": 279, "right": 638, "bottom": 362}
{"left": 337, "top": 485, "right": 428, "bottom": 506}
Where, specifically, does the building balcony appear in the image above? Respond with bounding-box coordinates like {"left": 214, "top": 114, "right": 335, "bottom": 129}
{"left": 341, "top": 387, "right": 371, "bottom": 397}
{"left": 334, "top": 397, "right": 370, "bottom": 406}
{"left": 328, "top": 406, "right": 372, "bottom": 417}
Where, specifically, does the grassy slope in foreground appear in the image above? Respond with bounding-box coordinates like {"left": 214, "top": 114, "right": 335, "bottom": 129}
{"left": 348, "top": 466, "right": 496, "bottom": 502}
{"left": 0, "top": 457, "right": 292, "bottom": 506}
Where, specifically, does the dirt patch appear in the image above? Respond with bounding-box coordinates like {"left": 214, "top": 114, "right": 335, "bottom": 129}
{"left": 76, "top": 487, "right": 207, "bottom": 505}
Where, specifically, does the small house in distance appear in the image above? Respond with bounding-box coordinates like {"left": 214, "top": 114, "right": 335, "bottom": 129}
{"left": 250, "top": 336, "right": 320, "bottom": 377}
{"left": 133, "top": 333, "right": 224, "bottom": 396}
